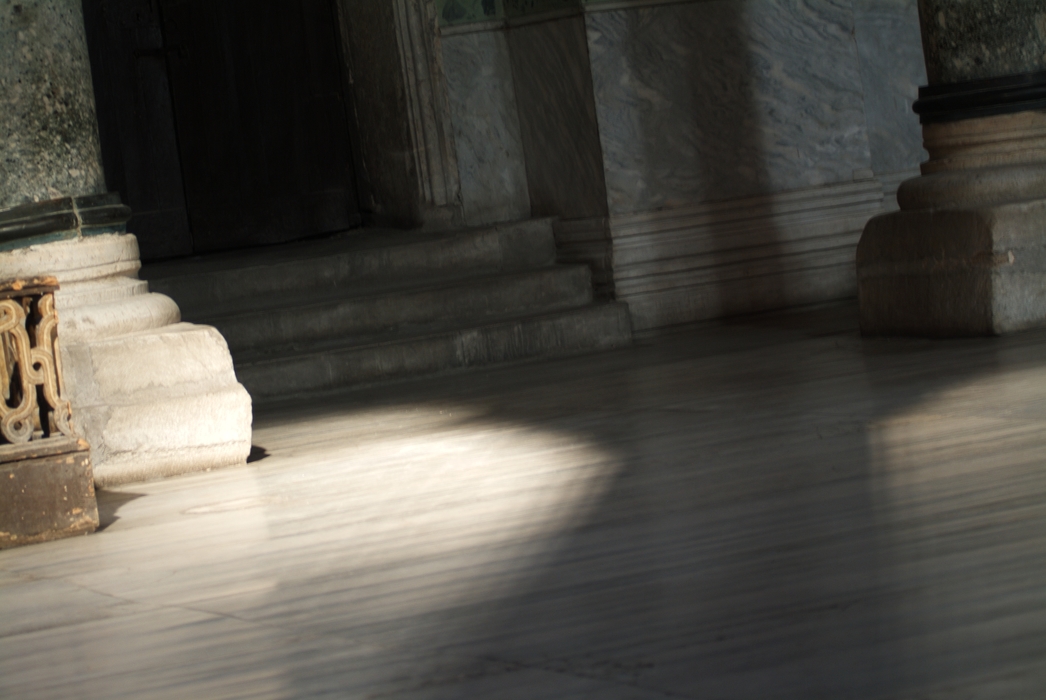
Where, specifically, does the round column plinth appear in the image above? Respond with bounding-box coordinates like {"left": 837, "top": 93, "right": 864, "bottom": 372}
{"left": 0, "top": 234, "right": 253, "bottom": 486}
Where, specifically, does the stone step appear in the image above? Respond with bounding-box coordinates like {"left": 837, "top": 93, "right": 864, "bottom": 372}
{"left": 202, "top": 266, "right": 595, "bottom": 354}
{"left": 236, "top": 303, "right": 633, "bottom": 401}
{"left": 143, "top": 219, "right": 557, "bottom": 319}
{"left": 141, "top": 220, "right": 633, "bottom": 400}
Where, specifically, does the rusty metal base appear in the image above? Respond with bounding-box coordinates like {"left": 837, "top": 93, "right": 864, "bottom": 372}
{"left": 1, "top": 437, "right": 99, "bottom": 549}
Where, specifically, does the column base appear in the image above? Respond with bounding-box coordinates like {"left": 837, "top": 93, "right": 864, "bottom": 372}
{"left": 2, "top": 232, "right": 253, "bottom": 486}
{"left": 857, "top": 199, "right": 1046, "bottom": 336}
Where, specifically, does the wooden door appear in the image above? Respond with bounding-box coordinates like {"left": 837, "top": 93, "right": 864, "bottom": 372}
{"left": 84, "top": 0, "right": 361, "bottom": 259}
{"left": 82, "top": 0, "right": 195, "bottom": 260}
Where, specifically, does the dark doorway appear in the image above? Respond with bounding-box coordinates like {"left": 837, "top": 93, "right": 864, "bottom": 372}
{"left": 83, "top": 0, "right": 362, "bottom": 261}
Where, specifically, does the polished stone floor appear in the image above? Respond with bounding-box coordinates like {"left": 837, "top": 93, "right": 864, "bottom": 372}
{"left": 2, "top": 303, "right": 1045, "bottom": 699}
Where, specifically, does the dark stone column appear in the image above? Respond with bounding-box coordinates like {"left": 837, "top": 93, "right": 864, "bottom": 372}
{"left": 0, "top": 0, "right": 128, "bottom": 250}
{"left": 918, "top": 0, "right": 1046, "bottom": 84}
{"left": 857, "top": 0, "right": 1046, "bottom": 336}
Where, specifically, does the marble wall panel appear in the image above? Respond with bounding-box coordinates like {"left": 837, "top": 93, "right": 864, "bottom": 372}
{"left": 586, "top": 0, "right": 874, "bottom": 216}
{"left": 508, "top": 15, "right": 609, "bottom": 220}
{"left": 442, "top": 30, "right": 531, "bottom": 225}
{"left": 852, "top": 0, "right": 927, "bottom": 177}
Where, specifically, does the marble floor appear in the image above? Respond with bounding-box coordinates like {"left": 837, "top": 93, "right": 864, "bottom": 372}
{"left": 2, "top": 303, "right": 1045, "bottom": 699}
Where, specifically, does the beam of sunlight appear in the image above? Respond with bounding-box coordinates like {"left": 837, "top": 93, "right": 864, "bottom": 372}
{"left": 0, "top": 402, "right": 624, "bottom": 699}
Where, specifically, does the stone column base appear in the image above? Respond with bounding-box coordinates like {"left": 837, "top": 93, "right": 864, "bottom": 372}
{"left": 858, "top": 199, "right": 1046, "bottom": 336}
{"left": 857, "top": 110, "right": 1046, "bottom": 337}
{"left": 2, "top": 234, "right": 253, "bottom": 486}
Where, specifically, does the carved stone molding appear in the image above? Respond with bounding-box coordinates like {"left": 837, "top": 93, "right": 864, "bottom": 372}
{"left": 609, "top": 181, "right": 886, "bottom": 331}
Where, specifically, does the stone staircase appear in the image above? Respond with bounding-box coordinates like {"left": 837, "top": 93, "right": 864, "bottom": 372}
{"left": 142, "top": 219, "right": 632, "bottom": 401}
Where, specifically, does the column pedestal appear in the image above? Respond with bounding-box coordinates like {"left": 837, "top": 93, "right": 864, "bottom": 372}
{"left": 856, "top": 0, "right": 1046, "bottom": 337}
{"left": 858, "top": 109, "right": 1046, "bottom": 336}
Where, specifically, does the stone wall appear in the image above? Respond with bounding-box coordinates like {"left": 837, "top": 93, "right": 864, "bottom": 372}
{"left": 441, "top": 28, "right": 530, "bottom": 225}
{"left": 436, "top": 0, "right": 929, "bottom": 328}
{"left": 853, "top": 0, "right": 927, "bottom": 181}
{"left": 508, "top": 15, "right": 607, "bottom": 221}
{"left": 589, "top": 1, "right": 872, "bottom": 214}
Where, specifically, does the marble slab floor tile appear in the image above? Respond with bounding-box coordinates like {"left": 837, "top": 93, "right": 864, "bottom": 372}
{"left": 1, "top": 302, "right": 1045, "bottom": 699}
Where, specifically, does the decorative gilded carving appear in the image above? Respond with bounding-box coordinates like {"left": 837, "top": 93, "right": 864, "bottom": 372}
{"left": 0, "top": 277, "right": 76, "bottom": 446}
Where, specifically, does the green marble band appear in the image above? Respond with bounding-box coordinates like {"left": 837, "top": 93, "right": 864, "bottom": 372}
{"left": 436, "top": 0, "right": 625, "bottom": 27}
{"left": 437, "top": 0, "right": 696, "bottom": 27}
{"left": 437, "top": 0, "right": 503, "bottom": 26}
{"left": 0, "top": 193, "right": 131, "bottom": 253}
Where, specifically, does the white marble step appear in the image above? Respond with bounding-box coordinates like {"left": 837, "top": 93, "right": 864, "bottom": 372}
{"left": 143, "top": 219, "right": 558, "bottom": 319}
{"left": 143, "top": 220, "right": 631, "bottom": 398}
{"left": 236, "top": 302, "right": 633, "bottom": 400}
{"left": 202, "top": 265, "right": 595, "bottom": 354}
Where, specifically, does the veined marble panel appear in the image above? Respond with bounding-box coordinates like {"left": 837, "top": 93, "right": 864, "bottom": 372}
{"left": 442, "top": 30, "right": 531, "bottom": 225}
{"left": 853, "top": 0, "right": 927, "bottom": 177}
{"left": 508, "top": 15, "right": 609, "bottom": 220}
{"left": 610, "top": 180, "right": 885, "bottom": 329}
{"left": 587, "top": 0, "right": 873, "bottom": 216}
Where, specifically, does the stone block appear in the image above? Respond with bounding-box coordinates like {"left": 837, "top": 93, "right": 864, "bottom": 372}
{"left": 857, "top": 199, "right": 1046, "bottom": 336}
{"left": 0, "top": 438, "right": 98, "bottom": 549}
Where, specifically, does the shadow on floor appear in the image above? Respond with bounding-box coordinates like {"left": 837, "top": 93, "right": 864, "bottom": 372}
{"left": 95, "top": 490, "right": 146, "bottom": 532}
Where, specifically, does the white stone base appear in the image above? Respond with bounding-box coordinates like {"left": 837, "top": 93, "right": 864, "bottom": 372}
{"left": 1, "top": 234, "right": 252, "bottom": 486}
